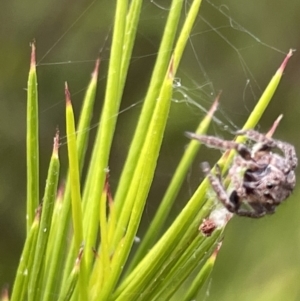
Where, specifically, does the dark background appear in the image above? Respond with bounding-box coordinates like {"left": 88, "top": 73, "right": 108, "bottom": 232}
{"left": 1, "top": 1, "right": 300, "bottom": 300}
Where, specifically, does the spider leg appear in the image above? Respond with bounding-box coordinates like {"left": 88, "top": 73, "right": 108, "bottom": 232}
{"left": 232, "top": 156, "right": 260, "bottom": 173}
{"left": 236, "top": 129, "right": 274, "bottom": 143}
{"left": 236, "top": 129, "right": 297, "bottom": 169}
{"left": 186, "top": 132, "right": 252, "bottom": 160}
{"left": 201, "top": 162, "right": 239, "bottom": 213}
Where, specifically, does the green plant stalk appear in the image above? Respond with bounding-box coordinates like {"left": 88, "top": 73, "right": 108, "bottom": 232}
{"left": 80, "top": 0, "right": 143, "bottom": 274}
{"left": 89, "top": 185, "right": 116, "bottom": 292}
{"left": 44, "top": 185, "right": 63, "bottom": 271}
{"left": 128, "top": 94, "right": 218, "bottom": 273}
{"left": 65, "top": 84, "right": 88, "bottom": 301}
{"left": 97, "top": 60, "right": 174, "bottom": 301}
{"left": 28, "top": 134, "right": 60, "bottom": 301}
{"left": 42, "top": 188, "right": 64, "bottom": 298}
{"left": 113, "top": 0, "right": 184, "bottom": 218}
{"left": 136, "top": 234, "right": 206, "bottom": 301}
{"left": 61, "top": 241, "right": 76, "bottom": 297}
{"left": 82, "top": 0, "right": 128, "bottom": 273}
{"left": 113, "top": 50, "right": 293, "bottom": 297}
{"left": 20, "top": 220, "right": 42, "bottom": 301}
{"left": 119, "top": 0, "right": 143, "bottom": 93}
{"left": 113, "top": 0, "right": 202, "bottom": 256}
{"left": 45, "top": 59, "right": 100, "bottom": 296}
{"left": 75, "top": 58, "right": 100, "bottom": 171}
{"left": 10, "top": 208, "right": 40, "bottom": 301}
{"left": 114, "top": 0, "right": 206, "bottom": 290}
{"left": 90, "top": 199, "right": 119, "bottom": 297}
{"left": 83, "top": 0, "right": 142, "bottom": 239}
{"left": 79, "top": 58, "right": 101, "bottom": 215}
{"left": 96, "top": 183, "right": 110, "bottom": 290}
{"left": 151, "top": 231, "right": 220, "bottom": 301}
{"left": 182, "top": 246, "right": 219, "bottom": 301}
{"left": 115, "top": 0, "right": 202, "bottom": 230}
{"left": 114, "top": 187, "right": 213, "bottom": 300}
{"left": 145, "top": 216, "right": 215, "bottom": 300}
{"left": 58, "top": 248, "right": 83, "bottom": 301}
{"left": 114, "top": 183, "right": 209, "bottom": 298}
{"left": 243, "top": 50, "right": 293, "bottom": 131}
{"left": 26, "top": 42, "right": 39, "bottom": 233}
{"left": 107, "top": 192, "right": 116, "bottom": 247}
{"left": 85, "top": 0, "right": 144, "bottom": 249}
{"left": 172, "top": 0, "right": 203, "bottom": 73}
{"left": 219, "top": 50, "right": 293, "bottom": 173}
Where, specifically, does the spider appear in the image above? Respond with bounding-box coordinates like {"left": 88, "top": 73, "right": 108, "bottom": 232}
{"left": 186, "top": 129, "right": 297, "bottom": 218}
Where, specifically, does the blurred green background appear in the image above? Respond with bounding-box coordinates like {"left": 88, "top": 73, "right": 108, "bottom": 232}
{"left": 1, "top": 0, "right": 300, "bottom": 300}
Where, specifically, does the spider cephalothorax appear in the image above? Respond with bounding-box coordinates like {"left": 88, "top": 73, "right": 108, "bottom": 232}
{"left": 186, "top": 129, "right": 297, "bottom": 218}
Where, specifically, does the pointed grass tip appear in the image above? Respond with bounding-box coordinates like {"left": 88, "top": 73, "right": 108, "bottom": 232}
{"left": 65, "top": 82, "right": 71, "bottom": 105}
{"left": 266, "top": 114, "right": 283, "bottom": 138}
{"left": 30, "top": 40, "right": 36, "bottom": 69}
{"left": 92, "top": 58, "right": 100, "bottom": 79}
{"left": 279, "top": 49, "right": 294, "bottom": 72}
{"left": 208, "top": 91, "right": 221, "bottom": 118}
{"left": 53, "top": 128, "right": 60, "bottom": 155}
{"left": 184, "top": 131, "right": 203, "bottom": 141}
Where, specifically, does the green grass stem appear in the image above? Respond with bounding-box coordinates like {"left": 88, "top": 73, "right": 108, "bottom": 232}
{"left": 28, "top": 133, "right": 60, "bottom": 301}
{"left": 26, "top": 42, "right": 39, "bottom": 233}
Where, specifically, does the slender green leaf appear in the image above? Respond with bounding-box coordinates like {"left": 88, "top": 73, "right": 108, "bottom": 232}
{"left": 46, "top": 59, "right": 100, "bottom": 296}
{"left": 65, "top": 84, "right": 87, "bottom": 301}
{"left": 128, "top": 94, "right": 218, "bottom": 273}
{"left": 119, "top": 0, "right": 143, "bottom": 92}
{"left": 28, "top": 133, "right": 60, "bottom": 301}
{"left": 182, "top": 244, "right": 220, "bottom": 301}
{"left": 113, "top": 0, "right": 185, "bottom": 218}
{"left": 82, "top": 0, "right": 128, "bottom": 274}
{"left": 26, "top": 42, "right": 39, "bottom": 233}
{"left": 114, "top": 50, "right": 293, "bottom": 298}
{"left": 58, "top": 248, "right": 83, "bottom": 301}
{"left": 98, "top": 58, "right": 175, "bottom": 301}
{"left": 10, "top": 207, "right": 41, "bottom": 301}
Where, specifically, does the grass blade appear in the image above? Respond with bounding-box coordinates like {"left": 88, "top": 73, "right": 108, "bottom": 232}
{"left": 10, "top": 207, "right": 41, "bottom": 301}
{"left": 65, "top": 84, "right": 87, "bottom": 301}
{"left": 113, "top": 49, "right": 293, "bottom": 298}
{"left": 26, "top": 42, "right": 39, "bottom": 233}
{"left": 58, "top": 248, "right": 84, "bottom": 301}
{"left": 28, "top": 133, "right": 60, "bottom": 300}
{"left": 128, "top": 94, "right": 218, "bottom": 272}
{"left": 113, "top": 0, "right": 185, "bottom": 217}
{"left": 182, "top": 243, "right": 220, "bottom": 301}
{"left": 45, "top": 59, "right": 100, "bottom": 298}
{"left": 82, "top": 0, "right": 128, "bottom": 274}
{"left": 98, "top": 58, "right": 175, "bottom": 301}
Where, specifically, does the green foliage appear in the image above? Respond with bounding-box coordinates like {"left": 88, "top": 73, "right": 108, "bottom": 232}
{"left": 8, "top": 0, "right": 292, "bottom": 300}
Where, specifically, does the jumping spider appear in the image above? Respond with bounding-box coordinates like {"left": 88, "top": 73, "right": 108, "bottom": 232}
{"left": 186, "top": 129, "right": 297, "bottom": 218}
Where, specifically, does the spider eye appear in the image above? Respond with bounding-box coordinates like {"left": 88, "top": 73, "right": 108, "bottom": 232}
{"left": 266, "top": 183, "right": 274, "bottom": 189}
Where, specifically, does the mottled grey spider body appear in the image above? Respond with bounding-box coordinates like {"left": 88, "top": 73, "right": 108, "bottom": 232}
{"left": 186, "top": 130, "right": 297, "bottom": 218}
